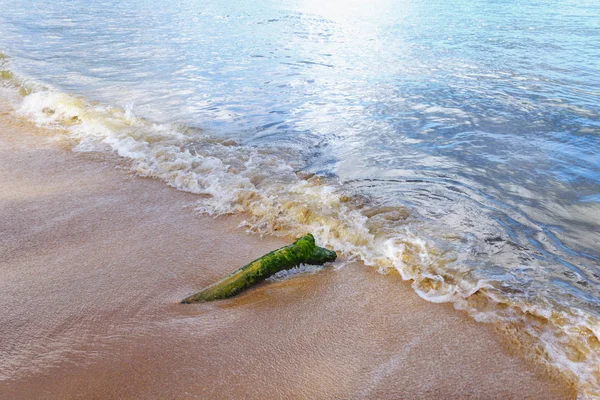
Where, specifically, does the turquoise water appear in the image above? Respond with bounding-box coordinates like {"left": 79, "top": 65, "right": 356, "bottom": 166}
{"left": 1, "top": 0, "right": 599, "bottom": 395}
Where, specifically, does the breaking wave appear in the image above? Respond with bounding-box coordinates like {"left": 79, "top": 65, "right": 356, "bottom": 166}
{"left": 2, "top": 60, "right": 599, "bottom": 398}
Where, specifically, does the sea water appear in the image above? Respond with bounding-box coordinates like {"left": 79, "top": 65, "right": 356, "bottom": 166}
{"left": 1, "top": 0, "right": 599, "bottom": 396}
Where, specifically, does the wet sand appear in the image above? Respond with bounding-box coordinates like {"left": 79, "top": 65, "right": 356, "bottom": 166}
{"left": 0, "top": 103, "right": 576, "bottom": 399}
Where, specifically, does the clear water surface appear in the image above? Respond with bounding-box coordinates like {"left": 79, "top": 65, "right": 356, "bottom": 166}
{"left": 1, "top": 0, "right": 599, "bottom": 395}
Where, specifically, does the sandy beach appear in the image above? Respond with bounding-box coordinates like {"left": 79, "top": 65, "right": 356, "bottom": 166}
{"left": 0, "top": 102, "right": 576, "bottom": 399}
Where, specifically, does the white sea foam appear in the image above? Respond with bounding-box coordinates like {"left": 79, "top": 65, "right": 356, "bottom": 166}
{"left": 268, "top": 264, "right": 326, "bottom": 282}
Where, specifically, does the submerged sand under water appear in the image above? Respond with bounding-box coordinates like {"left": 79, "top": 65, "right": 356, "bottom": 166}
{"left": 0, "top": 104, "right": 576, "bottom": 398}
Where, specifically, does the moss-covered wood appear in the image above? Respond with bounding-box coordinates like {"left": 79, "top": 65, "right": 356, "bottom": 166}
{"left": 181, "top": 234, "right": 336, "bottom": 303}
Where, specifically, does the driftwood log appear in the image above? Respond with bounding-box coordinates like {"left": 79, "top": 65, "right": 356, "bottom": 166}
{"left": 181, "top": 234, "right": 336, "bottom": 303}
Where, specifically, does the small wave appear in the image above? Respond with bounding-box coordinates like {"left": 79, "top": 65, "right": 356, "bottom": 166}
{"left": 3, "top": 62, "right": 600, "bottom": 398}
{"left": 268, "top": 264, "right": 327, "bottom": 282}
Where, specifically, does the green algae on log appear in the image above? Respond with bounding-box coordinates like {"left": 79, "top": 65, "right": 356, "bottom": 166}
{"left": 181, "top": 234, "right": 337, "bottom": 303}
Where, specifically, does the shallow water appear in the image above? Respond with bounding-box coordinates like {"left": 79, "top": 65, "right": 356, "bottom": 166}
{"left": 1, "top": 0, "right": 599, "bottom": 396}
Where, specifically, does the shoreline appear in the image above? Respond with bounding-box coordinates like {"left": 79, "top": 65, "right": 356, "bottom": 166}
{"left": 0, "top": 102, "right": 576, "bottom": 398}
